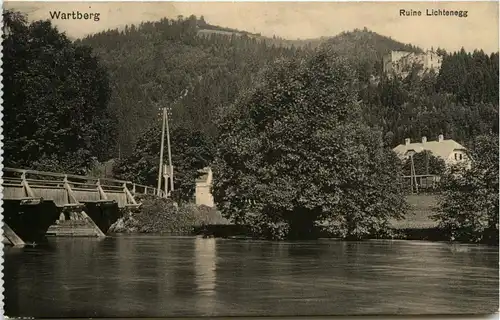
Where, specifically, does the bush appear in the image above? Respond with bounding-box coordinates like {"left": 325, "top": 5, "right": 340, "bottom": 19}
{"left": 109, "top": 194, "right": 227, "bottom": 234}
{"left": 433, "top": 135, "right": 499, "bottom": 244}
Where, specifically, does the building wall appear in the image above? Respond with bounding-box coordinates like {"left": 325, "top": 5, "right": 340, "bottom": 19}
{"left": 422, "top": 51, "right": 442, "bottom": 71}
{"left": 195, "top": 184, "right": 214, "bottom": 207}
{"left": 195, "top": 167, "right": 215, "bottom": 207}
{"left": 384, "top": 50, "right": 442, "bottom": 77}
{"left": 397, "top": 148, "right": 471, "bottom": 170}
{"left": 382, "top": 55, "right": 392, "bottom": 73}
{"left": 383, "top": 51, "right": 409, "bottom": 73}
{"left": 445, "top": 149, "right": 472, "bottom": 169}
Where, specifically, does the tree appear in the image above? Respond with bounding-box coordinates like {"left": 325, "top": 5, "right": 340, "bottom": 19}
{"left": 113, "top": 122, "right": 214, "bottom": 202}
{"left": 3, "top": 10, "right": 116, "bottom": 174}
{"left": 212, "top": 46, "right": 408, "bottom": 240}
{"left": 434, "top": 135, "right": 499, "bottom": 243}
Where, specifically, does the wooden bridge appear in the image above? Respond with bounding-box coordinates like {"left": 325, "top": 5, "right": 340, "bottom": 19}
{"left": 2, "top": 168, "right": 166, "bottom": 247}
{"left": 3, "top": 167, "right": 167, "bottom": 206}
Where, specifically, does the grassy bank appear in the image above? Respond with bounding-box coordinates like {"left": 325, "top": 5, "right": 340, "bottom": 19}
{"left": 384, "top": 194, "right": 443, "bottom": 241}
{"left": 109, "top": 194, "right": 229, "bottom": 234}
{"left": 390, "top": 194, "right": 439, "bottom": 229}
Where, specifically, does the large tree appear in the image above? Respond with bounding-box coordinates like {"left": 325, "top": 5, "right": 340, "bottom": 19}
{"left": 212, "top": 46, "right": 408, "bottom": 240}
{"left": 3, "top": 11, "right": 116, "bottom": 174}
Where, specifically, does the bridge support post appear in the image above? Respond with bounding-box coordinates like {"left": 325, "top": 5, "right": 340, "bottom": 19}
{"left": 80, "top": 211, "right": 106, "bottom": 238}
{"left": 123, "top": 183, "right": 138, "bottom": 206}
{"left": 47, "top": 175, "right": 107, "bottom": 237}
{"left": 21, "top": 171, "right": 35, "bottom": 198}
{"left": 63, "top": 175, "right": 80, "bottom": 204}
{"left": 97, "top": 179, "right": 109, "bottom": 200}
{"left": 3, "top": 223, "right": 25, "bottom": 247}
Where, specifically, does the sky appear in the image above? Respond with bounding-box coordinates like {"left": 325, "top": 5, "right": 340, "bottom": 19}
{"left": 4, "top": 1, "right": 499, "bottom": 53}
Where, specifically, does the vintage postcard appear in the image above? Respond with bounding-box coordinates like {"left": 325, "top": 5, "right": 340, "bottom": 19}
{"left": 2, "top": 1, "right": 498, "bottom": 318}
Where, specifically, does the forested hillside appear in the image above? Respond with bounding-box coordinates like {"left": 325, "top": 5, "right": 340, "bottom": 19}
{"left": 76, "top": 15, "right": 498, "bottom": 196}
{"left": 77, "top": 17, "right": 426, "bottom": 157}
{"left": 359, "top": 48, "right": 499, "bottom": 147}
{"left": 77, "top": 15, "right": 306, "bottom": 157}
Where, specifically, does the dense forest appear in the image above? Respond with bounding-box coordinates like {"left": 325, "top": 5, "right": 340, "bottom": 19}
{"left": 4, "top": 12, "right": 499, "bottom": 188}
{"left": 360, "top": 49, "right": 499, "bottom": 147}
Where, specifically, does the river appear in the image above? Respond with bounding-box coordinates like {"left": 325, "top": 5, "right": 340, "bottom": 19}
{"left": 4, "top": 235, "right": 498, "bottom": 317}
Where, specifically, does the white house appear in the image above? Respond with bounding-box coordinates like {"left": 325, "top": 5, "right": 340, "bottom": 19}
{"left": 393, "top": 135, "right": 471, "bottom": 168}
{"left": 195, "top": 167, "right": 215, "bottom": 207}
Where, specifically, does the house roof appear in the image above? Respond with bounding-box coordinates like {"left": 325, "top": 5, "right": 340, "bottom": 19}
{"left": 393, "top": 139, "right": 467, "bottom": 159}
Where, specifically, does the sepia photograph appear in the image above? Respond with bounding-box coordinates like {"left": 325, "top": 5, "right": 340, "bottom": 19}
{"left": 2, "top": 1, "right": 499, "bottom": 318}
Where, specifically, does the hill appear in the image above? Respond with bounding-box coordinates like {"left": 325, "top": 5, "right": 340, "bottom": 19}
{"left": 78, "top": 17, "right": 426, "bottom": 157}
{"left": 78, "top": 16, "right": 319, "bottom": 156}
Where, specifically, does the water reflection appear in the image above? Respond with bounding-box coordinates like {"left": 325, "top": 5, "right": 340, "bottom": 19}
{"left": 4, "top": 236, "right": 499, "bottom": 317}
{"left": 194, "top": 237, "right": 217, "bottom": 315}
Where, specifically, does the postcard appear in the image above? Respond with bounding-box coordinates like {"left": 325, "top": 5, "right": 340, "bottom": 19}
{"left": 2, "top": 1, "right": 498, "bottom": 318}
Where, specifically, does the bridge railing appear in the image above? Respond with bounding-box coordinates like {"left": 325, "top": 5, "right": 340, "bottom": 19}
{"left": 2, "top": 168, "right": 167, "bottom": 198}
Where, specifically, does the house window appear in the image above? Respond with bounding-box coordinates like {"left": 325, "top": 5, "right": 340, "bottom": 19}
{"left": 454, "top": 153, "right": 458, "bottom": 160}
{"left": 459, "top": 154, "right": 463, "bottom": 160}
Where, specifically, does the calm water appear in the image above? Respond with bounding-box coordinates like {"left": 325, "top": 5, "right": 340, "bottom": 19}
{"left": 4, "top": 235, "right": 499, "bottom": 317}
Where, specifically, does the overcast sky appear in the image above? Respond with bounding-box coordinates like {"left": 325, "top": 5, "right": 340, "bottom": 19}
{"left": 4, "top": 1, "right": 499, "bottom": 53}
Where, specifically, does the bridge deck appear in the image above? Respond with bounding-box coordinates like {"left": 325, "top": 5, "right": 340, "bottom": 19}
{"left": 3, "top": 167, "right": 167, "bottom": 208}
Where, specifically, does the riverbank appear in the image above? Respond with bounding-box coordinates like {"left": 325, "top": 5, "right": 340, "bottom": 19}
{"left": 192, "top": 194, "right": 443, "bottom": 240}
{"left": 109, "top": 193, "right": 437, "bottom": 238}
{"left": 386, "top": 194, "right": 444, "bottom": 241}
{"left": 193, "top": 194, "right": 497, "bottom": 245}
{"left": 109, "top": 194, "right": 497, "bottom": 245}
{"left": 108, "top": 194, "right": 229, "bottom": 234}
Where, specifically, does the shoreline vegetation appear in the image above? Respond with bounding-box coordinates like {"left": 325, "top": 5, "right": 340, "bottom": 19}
{"left": 109, "top": 194, "right": 498, "bottom": 246}
{"left": 109, "top": 194, "right": 229, "bottom": 234}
